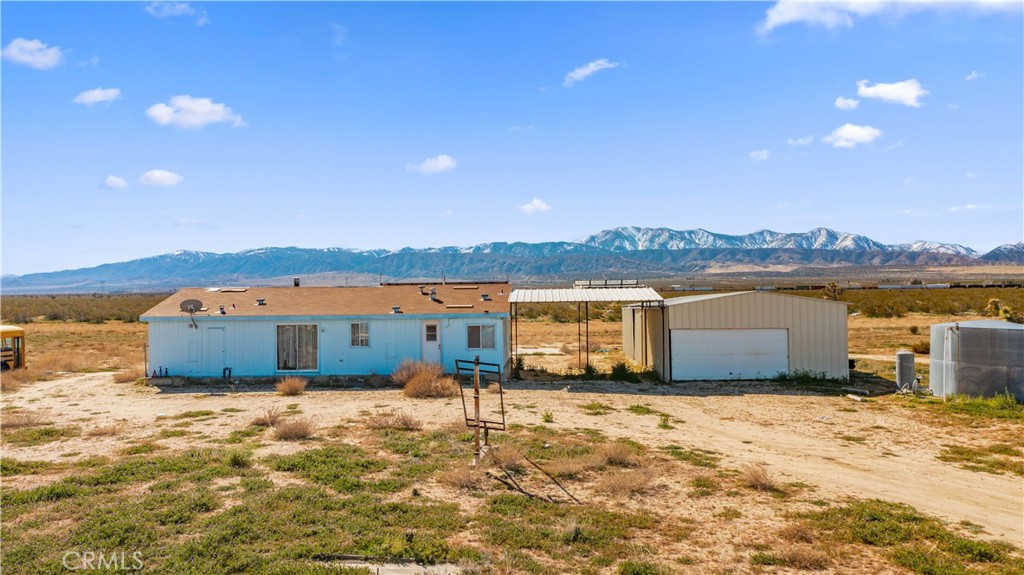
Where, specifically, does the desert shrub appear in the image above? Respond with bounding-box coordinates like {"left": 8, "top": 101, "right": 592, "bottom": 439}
{"left": 366, "top": 371, "right": 388, "bottom": 388}
{"left": 596, "top": 470, "right": 651, "bottom": 497}
{"left": 778, "top": 523, "right": 816, "bottom": 544}
{"left": 617, "top": 561, "right": 665, "bottom": 575}
{"left": 595, "top": 442, "right": 637, "bottom": 467}
{"left": 741, "top": 462, "right": 785, "bottom": 494}
{"left": 908, "top": 325, "right": 919, "bottom": 335}
{"left": 911, "top": 340, "right": 930, "bottom": 354}
{"left": 610, "top": 362, "right": 640, "bottom": 383}
{"left": 486, "top": 382, "right": 502, "bottom": 394}
{"left": 86, "top": 422, "right": 125, "bottom": 437}
{"left": 275, "top": 376, "right": 307, "bottom": 396}
{"left": 113, "top": 367, "right": 145, "bottom": 383}
{"left": 403, "top": 363, "right": 459, "bottom": 398}
{"left": 859, "top": 302, "right": 907, "bottom": 318}
{"left": 251, "top": 407, "right": 284, "bottom": 427}
{"left": 0, "top": 376, "right": 21, "bottom": 393}
{"left": 1, "top": 411, "right": 47, "bottom": 430}
{"left": 366, "top": 410, "right": 423, "bottom": 431}
{"left": 273, "top": 418, "right": 316, "bottom": 440}
{"left": 984, "top": 298, "right": 1004, "bottom": 316}
{"left": 391, "top": 359, "right": 423, "bottom": 385}
{"left": 512, "top": 355, "right": 525, "bottom": 380}
{"left": 488, "top": 444, "right": 526, "bottom": 474}
{"left": 541, "top": 411, "right": 554, "bottom": 423}
{"left": 440, "top": 464, "right": 486, "bottom": 490}
{"left": 223, "top": 449, "right": 252, "bottom": 468}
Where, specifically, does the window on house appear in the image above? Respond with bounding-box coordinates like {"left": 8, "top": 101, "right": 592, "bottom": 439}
{"left": 467, "top": 324, "right": 495, "bottom": 349}
{"left": 425, "top": 324, "right": 438, "bottom": 342}
{"left": 277, "top": 324, "right": 317, "bottom": 371}
{"left": 351, "top": 322, "right": 369, "bottom": 347}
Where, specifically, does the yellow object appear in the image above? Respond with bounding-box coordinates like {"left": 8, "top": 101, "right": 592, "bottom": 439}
{"left": 1, "top": 325, "right": 26, "bottom": 370}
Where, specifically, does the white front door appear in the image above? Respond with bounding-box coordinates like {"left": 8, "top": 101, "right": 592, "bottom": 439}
{"left": 421, "top": 322, "right": 441, "bottom": 364}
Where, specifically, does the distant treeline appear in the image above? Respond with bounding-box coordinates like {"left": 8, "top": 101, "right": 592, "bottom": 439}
{"left": 1, "top": 293, "right": 170, "bottom": 324}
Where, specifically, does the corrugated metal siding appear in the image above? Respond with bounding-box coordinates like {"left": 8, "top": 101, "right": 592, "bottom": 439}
{"left": 148, "top": 315, "right": 507, "bottom": 377}
{"left": 621, "top": 292, "right": 848, "bottom": 381}
{"left": 510, "top": 287, "right": 662, "bottom": 303}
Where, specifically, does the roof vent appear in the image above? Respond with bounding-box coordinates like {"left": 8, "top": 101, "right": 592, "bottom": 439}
{"left": 392, "top": 306, "right": 402, "bottom": 314}
{"left": 256, "top": 298, "right": 266, "bottom": 306}
{"left": 293, "top": 277, "right": 300, "bottom": 287}
{"left": 219, "top": 305, "right": 226, "bottom": 314}
{"left": 429, "top": 287, "right": 437, "bottom": 302}
{"left": 481, "top": 294, "right": 491, "bottom": 301}
{"left": 418, "top": 285, "right": 427, "bottom": 295}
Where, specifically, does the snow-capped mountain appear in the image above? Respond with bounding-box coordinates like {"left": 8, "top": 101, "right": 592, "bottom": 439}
{"left": 581, "top": 226, "right": 972, "bottom": 255}
{"left": 2, "top": 227, "right": 1014, "bottom": 293}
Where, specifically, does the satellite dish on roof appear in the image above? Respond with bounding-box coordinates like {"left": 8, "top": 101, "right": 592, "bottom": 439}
{"left": 180, "top": 299, "right": 204, "bottom": 313}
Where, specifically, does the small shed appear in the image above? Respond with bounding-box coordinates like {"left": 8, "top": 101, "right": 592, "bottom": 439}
{"left": 929, "top": 319, "right": 1024, "bottom": 401}
{"left": 141, "top": 283, "right": 511, "bottom": 378}
{"left": 624, "top": 291, "right": 848, "bottom": 381}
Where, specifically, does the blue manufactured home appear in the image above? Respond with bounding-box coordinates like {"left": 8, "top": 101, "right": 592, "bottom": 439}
{"left": 140, "top": 283, "right": 512, "bottom": 378}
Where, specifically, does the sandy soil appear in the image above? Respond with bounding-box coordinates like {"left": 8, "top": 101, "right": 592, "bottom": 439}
{"left": 4, "top": 372, "right": 1021, "bottom": 548}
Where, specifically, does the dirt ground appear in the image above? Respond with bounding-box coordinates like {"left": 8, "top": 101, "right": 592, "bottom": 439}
{"left": 4, "top": 372, "right": 1021, "bottom": 549}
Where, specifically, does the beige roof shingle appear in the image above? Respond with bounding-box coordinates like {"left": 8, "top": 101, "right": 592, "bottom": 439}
{"left": 141, "top": 283, "right": 512, "bottom": 319}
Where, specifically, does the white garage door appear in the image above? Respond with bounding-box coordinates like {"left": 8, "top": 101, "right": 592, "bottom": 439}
{"left": 671, "top": 329, "right": 789, "bottom": 381}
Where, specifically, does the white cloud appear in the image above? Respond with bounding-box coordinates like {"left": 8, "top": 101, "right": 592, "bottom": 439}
{"left": 79, "top": 55, "right": 100, "bottom": 67}
{"left": 856, "top": 79, "right": 928, "bottom": 107}
{"left": 822, "top": 123, "right": 883, "bottom": 148}
{"left": 1, "top": 38, "right": 63, "bottom": 70}
{"left": 563, "top": 59, "right": 621, "bottom": 88}
{"left": 966, "top": 172, "right": 976, "bottom": 179}
{"left": 787, "top": 135, "right": 813, "bottom": 147}
{"left": 104, "top": 175, "right": 128, "bottom": 189}
{"left": 834, "top": 96, "right": 859, "bottom": 110}
{"left": 73, "top": 88, "right": 121, "bottom": 106}
{"left": 749, "top": 149, "right": 770, "bottom": 161}
{"left": 146, "top": 95, "right": 245, "bottom": 129}
{"left": 145, "top": 2, "right": 208, "bottom": 26}
{"left": 409, "top": 154, "right": 457, "bottom": 174}
{"left": 948, "top": 204, "right": 990, "bottom": 213}
{"left": 757, "top": 1, "right": 1021, "bottom": 34}
{"left": 965, "top": 70, "right": 985, "bottom": 81}
{"left": 140, "top": 169, "right": 184, "bottom": 187}
{"left": 518, "top": 198, "right": 551, "bottom": 214}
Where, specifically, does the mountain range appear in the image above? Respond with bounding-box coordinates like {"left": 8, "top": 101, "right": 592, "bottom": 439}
{"left": 2, "top": 227, "right": 1021, "bottom": 293}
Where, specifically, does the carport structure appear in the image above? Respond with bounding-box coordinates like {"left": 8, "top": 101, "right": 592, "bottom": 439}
{"left": 509, "top": 281, "right": 664, "bottom": 368}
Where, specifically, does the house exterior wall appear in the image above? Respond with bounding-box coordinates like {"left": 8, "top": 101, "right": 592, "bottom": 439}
{"left": 145, "top": 314, "right": 509, "bottom": 378}
{"left": 624, "top": 292, "right": 848, "bottom": 381}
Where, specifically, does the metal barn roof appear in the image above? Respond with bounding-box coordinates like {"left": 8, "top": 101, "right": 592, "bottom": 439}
{"left": 932, "top": 319, "right": 1024, "bottom": 330}
{"left": 509, "top": 287, "right": 663, "bottom": 304}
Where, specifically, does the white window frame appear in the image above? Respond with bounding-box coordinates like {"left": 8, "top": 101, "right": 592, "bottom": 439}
{"left": 467, "top": 324, "right": 496, "bottom": 350}
{"left": 350, "top": 321, "right": 370, "bottom": 347}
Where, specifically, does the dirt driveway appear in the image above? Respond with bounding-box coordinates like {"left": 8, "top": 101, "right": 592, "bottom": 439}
{"left": 4, "top": 373, "right": 1022, "bottom": 547}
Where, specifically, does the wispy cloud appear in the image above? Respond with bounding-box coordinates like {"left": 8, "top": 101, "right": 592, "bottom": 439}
{"left": 146, "top": 95, "right": 246, "bottom": 129}
{"left": 73, "top": 88, "right": 121, "bottom": 106}
{"left": 104, "top": 175, "right": 128, "bottom": 189}
{"left": 857, "top": 79, "right": 928, "bottom": 107}
{"left": 757, "top": 1, "right": 1021, "bottom": 35}
{"left": 140, "top": 169, "right": 184, "bottom": 187}
{"left": 145, "top": 2, "right": 208, "bottom": 26}
{"left": 563, "top": 58, "right": 620, "bottom": 88}
{"left": 1, "top": 38, "right": 63, "bottom": 70}
{"left": 749, "top": 149, "right": 770, "bottom": 161}
{"left": 822, "top": 123, "right": 883, "bottom": 148}
{"left": 948, "top": 203, "right": 990, "bottom": 213}
{"left": 518, "top": 198, "right": 551, "bottom": 214}
{"left": 409, "top": 154, "right": 457, "bottom": 174}
{"left": 834, "top": 96, "right": 859, "bottom": 110}
{"left": 787, "top": 135, "right": 813, "bottom": 147}
{"left": 965, "top": 70, "right": 985, "bottom": 81}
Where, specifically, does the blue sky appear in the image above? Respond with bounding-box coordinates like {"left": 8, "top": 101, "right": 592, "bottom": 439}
{"left": 2, "top": 1, "right": 1022, "bottom": 275}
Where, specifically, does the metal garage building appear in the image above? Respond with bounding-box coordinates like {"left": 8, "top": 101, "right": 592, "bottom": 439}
{"left": 623, "top": 291, "right": 848, "bottom": 381}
